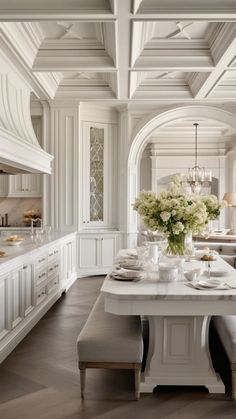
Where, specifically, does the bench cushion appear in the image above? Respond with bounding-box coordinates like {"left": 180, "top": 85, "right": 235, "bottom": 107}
{"left": 212, "top": 316, "right": 236, "bottom": 363}
{"left": 77, "top": 294, "right": 143, "bottom": 364}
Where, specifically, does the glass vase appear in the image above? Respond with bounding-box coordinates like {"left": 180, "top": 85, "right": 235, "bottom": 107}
{"left": 166, "top": 232, "right": 194, "bottom": 257}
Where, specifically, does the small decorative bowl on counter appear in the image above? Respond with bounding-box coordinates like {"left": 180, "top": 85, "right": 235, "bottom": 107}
{"left": 4, "top": 235, "right": 24, "bottom": 246}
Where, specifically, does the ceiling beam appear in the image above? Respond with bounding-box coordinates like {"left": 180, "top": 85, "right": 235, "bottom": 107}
{"left": 116, "top": 0, "right": 131, "bottom": 99}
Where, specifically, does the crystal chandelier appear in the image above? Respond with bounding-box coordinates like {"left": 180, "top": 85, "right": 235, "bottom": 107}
{"left": 180, "top": 123, "right": 212, "bottom": 194}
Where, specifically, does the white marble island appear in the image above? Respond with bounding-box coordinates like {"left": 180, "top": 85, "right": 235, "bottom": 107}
{"left": 0, "top": 231, "right": 77, "bottom": 363}
{"left": 101, "top": 258, "right": 236, "bottom": 394}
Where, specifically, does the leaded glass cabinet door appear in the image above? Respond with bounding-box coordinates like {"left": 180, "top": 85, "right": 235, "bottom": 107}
{"left": 82, "top": 122, "right": 108, "bottom": 227}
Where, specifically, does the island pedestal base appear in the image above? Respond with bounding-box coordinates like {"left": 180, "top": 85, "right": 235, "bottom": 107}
{"left": 141, "top": 315, "right": 224, "bottom": 394}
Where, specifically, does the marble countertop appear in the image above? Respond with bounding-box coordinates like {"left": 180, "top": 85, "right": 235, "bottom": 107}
{"left": 0, "top": 231, "right": 76, "bottom": 267}
{"left": 101, "top": 258, "right": 236, "bottom": 302}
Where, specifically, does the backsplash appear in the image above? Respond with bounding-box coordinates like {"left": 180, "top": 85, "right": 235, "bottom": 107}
{"left": 0, "top": 198, "right": 41, "bottom": 226}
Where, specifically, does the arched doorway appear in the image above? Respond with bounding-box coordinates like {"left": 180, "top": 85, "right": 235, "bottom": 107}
{"left": 127, "top": 105, "right": 236, "bottom": 247}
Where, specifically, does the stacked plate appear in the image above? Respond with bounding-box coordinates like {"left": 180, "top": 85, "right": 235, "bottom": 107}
{"left": 111, "top": 267, "right": 142, "bottom": 281}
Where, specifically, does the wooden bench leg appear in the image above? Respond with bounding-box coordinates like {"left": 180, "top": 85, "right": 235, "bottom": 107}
{"left": 79, "top": 362, "right": 86, "bottom": 400}
{"left": 231, "top": 364, "right": 236, "bottom": 400}
{"left": 134, "top": 364, "right": 141, "bottom": 401}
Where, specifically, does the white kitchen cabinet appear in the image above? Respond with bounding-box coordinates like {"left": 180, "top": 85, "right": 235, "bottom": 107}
{"left": 81, "top": 121, "right": 117, "bottom": 229}
{"left": 0, "top": 273, "right": 10, "bottom": 342}
{"left": 0, "top": 232, "right": 78, "bottom": 363}
{"left": 8, "top": 173, "right": 41, "bottom": 197}
{"left": 0, "top": 177, "right": 8, "bottom": 197}
{"left": 10, "top": 268, "right": 24, "bottom": 330}
{"left": 62, "top": 235, "right": 77, "bottom": 289}
{"left": 21, "top": 264, "right": 34, "bottom": 317}
{"left": 77, "top": 232, "right": 120, "bottom": 276}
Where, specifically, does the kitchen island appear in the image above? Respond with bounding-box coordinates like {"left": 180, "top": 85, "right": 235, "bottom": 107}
{"left": 101, "top": 257, "right": 236, "bottom": 394}
{"left": 0, "top": 232, "right": 77, "bottom": 362}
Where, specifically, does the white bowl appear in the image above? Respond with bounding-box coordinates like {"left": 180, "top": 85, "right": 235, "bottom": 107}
{"left": 184, "top": 268, "right": 204, "bottom": 281}
{"left": 6, "top": 240, "right": 24, "bottom": 246}
{"left": 159, "top": 264, "right": 178, "bottom": 281}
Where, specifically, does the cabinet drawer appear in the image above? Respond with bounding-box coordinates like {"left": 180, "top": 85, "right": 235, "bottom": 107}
{"left": 47, "top": 262, "right": 60, "bottom": 280}
{"left": 35, "top": 268, "right": 47, "bottom": 285}
{"left": 35, "top": 253, "right": 48, "bottom": 271}
{"left": 35, "top": 283, "right": 47, "bottom": 306}
{"left": 47, "top": 276, "right": 59, "bottom": 295}
{"left": 48, "top": 247, "right": 60, "bottom": 261}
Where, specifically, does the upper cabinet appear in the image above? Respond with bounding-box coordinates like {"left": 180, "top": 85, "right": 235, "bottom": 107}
{"left": 8, "top": 173, "right": 41, "bottom": 197}
{"left": 81, "top": 121, "right": 117, "bottom": 229}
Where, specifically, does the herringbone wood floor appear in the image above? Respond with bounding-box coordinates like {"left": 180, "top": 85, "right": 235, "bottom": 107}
{"left": 0, "top": 276, "right": 236, "bottom": 419}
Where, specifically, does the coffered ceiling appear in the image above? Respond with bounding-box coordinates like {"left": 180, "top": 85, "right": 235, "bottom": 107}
{"left": 1, "top": 0, "right": 236, "bottom": 102}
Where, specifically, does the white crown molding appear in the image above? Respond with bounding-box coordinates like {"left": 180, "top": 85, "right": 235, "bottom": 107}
{"left": 131, "top": 21, "right": 155, "bottom": 67}
{"left": 133, "top": 49, "right": 213, "bottom": 70}
{"left": 133, "top": 0, "right": 142, "bottom": 14}
{"left": 33, "top": 49, "right": 116, "bottom": 71}
{"left": 55, "top": 86, "right": 116, "bottom": 100}
{"left": 103, "top": 22, "right": 117, "bottom": 67}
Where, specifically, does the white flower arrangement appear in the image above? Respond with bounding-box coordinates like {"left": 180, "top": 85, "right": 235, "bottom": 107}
{"left": 133, "top": 176, "right": 226, "bottom": 255}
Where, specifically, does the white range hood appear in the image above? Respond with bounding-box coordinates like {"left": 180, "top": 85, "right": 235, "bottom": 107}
{"left": 0, "top": 51, "right": 53, "bottom": 174}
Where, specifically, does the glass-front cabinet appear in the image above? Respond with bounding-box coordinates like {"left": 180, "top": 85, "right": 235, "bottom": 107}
{"left": 90, "top": 126, "right": 105, "bottom": 223}
{"left": 81, "top": 121, "right": 117, "bottom": 229}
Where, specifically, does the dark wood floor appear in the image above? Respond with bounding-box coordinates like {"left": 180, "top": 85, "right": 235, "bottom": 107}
{"left": 0, "top": 276, "right": 236, "bottom": 419}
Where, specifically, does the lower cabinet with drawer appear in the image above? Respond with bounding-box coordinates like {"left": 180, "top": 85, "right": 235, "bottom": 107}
{"left": 0, "top": 232, "right": 77, "bottom": 363}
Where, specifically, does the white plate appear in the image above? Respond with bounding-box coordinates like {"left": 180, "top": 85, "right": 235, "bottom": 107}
{"left": 209, "top": 270, "right": 230, "bottom": 277}
{"left": 6, "top": 240, "right": 24, "bottom": 246}
{"left": 197, "top": 279, "right": 221, "bottom": 288}
{"left": 111, "top": 274, "right": 139, "bottom": 282}
{"left": 119, "top": 264, "right": 143, "bottom": 271}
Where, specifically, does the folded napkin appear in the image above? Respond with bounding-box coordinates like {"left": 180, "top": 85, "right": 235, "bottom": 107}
{"left": 185, "top": 281, "right": 236, "bottom": 291}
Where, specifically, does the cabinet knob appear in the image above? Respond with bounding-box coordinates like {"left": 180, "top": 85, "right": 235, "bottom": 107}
{"left": 23, "top": 265, "right": 28, "bottom": 269}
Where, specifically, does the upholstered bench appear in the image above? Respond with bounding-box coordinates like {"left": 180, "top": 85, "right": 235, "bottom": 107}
{"left": 212, "top": 316, "right": 236, "bottom": 398}
{"left": 77, "top": 293, "right": 143, "bottom": 400}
